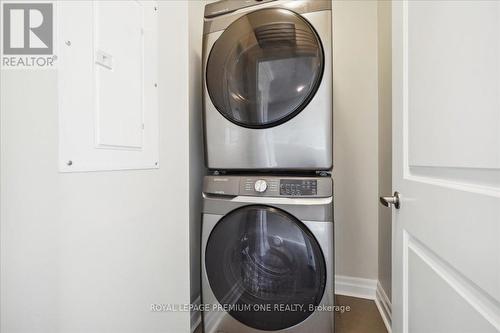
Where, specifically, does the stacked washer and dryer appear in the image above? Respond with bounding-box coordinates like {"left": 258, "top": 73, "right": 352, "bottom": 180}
{"left": 201, "top": 1, "right": 334, "bottom": 332}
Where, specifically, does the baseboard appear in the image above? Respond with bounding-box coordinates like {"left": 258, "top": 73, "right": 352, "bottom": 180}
{"left": 335, "top": 275, "right": 378, "bottom": 299}
{"left": 190, "top": 295, "right": 201, "bottom": 333}
{"left": 336, "top": 275, "right": 392, "bottom": 332}
{"left": 375, "top": 282, "right": 392, "bottom": 333}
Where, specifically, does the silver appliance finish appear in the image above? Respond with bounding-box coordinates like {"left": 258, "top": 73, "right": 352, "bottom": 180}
{"left": 201, "top": 175, "right": 334, "bottom": 333}
{"left": 203, "top": 0, "right": 333, "bottom": 171}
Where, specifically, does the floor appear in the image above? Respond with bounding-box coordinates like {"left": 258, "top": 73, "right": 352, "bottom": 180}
{"left": 194, "top": 295, "right": 388, "bottom": 333}
{"left": 335, "top": 295, "right": 388, "bottom": 333}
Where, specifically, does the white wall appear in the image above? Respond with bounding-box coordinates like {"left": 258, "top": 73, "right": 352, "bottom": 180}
{"left": 0, "top": 2, "right": 191, "bottom": 332}
{"left": 377, "top": 0, "right": 393, "bottom": 298}
{"left": 188, "top": 0, "right": 207, "bottom": 316}
{"left": 333, "top": 0, "right": 380, "bottom": 281}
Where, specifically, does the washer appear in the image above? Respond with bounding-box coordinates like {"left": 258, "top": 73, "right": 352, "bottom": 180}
{"left": 201, "top": 175, "right": 334, "bottom": 333}
{"left": 203, "top": 0, "right": 333, "bottom": 171}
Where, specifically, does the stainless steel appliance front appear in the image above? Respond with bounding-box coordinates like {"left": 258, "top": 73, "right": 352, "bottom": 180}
{"left": 203, "top": 0, "right": 333, "bottom": 170}
{"left": 201, "top": 175, "right": 334, "bottom": 333}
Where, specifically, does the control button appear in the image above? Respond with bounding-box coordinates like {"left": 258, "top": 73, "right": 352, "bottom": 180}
{"left": 254, "top": 179, "right": 267, "bottom": 193}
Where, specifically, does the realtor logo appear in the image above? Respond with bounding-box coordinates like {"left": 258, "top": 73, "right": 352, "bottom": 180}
{"left": 3, "top": 3, "right": 53, "bottom": 54}
{"left": 2, "top": 2, "right": 56, "bottom": 68}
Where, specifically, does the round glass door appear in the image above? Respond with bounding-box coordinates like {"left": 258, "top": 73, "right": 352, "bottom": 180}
{"left": 205, "top": 205, "right": 326, "bottom": 331}
{"left": 206, "top": 8, "right": 324, "bottom": 128}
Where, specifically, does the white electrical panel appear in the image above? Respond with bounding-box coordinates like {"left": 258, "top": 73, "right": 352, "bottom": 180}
{"left": 58, "top": 1, "right": 159, "bottom": 172}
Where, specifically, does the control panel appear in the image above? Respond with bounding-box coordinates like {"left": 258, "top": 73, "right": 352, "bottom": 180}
{"left": 204, "top": 175, "right": 332, "bottom": 198}
{"left": 280, "top": 179, "right": 317, "bottom": 196}
{"left": 240, "top": 177, "right": 322, "bottom": 197}
{"left": 241, "top": 177, "right": 279, "bottom": 196}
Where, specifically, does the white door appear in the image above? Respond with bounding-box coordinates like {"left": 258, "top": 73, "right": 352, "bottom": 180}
{"left": 390, "top": 1, "right": 500, "bottom": 332}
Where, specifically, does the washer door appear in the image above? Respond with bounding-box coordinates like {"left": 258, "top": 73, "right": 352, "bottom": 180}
{"left": 205, "top": 205, "right": 326, "bottom": 331}
{"left": 206, "top": 8, "right": 324, "bottom": 129}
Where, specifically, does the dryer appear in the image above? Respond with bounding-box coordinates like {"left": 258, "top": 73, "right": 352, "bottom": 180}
{"left": 203, "top": 0, "right": 333, "bottom": 171}
{"left": 201, "top": 175, "right": 334, "bottom": 333}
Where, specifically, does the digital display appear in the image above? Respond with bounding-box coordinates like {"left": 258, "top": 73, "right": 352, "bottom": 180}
{"left": 280, "top": 179, "right": 317, "bottom": 196}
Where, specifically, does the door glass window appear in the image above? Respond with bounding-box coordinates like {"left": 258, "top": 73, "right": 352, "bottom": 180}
{"left": 206, "top": 8, "right": 324, "bottom": 128}
{"left": 205, "top": 205, "right": 326, "bottom": 331}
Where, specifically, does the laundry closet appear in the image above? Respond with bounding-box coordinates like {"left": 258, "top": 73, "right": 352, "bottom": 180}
{"left": 189, "top": 0, "right": 392, "bottom": 332}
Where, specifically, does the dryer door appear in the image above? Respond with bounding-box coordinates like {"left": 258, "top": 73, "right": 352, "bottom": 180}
{"left": 205, "top": 205, "right": 326, "bottom": 331}
{"left": 206, "top": 8, "right": 324, "bottom": 129}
